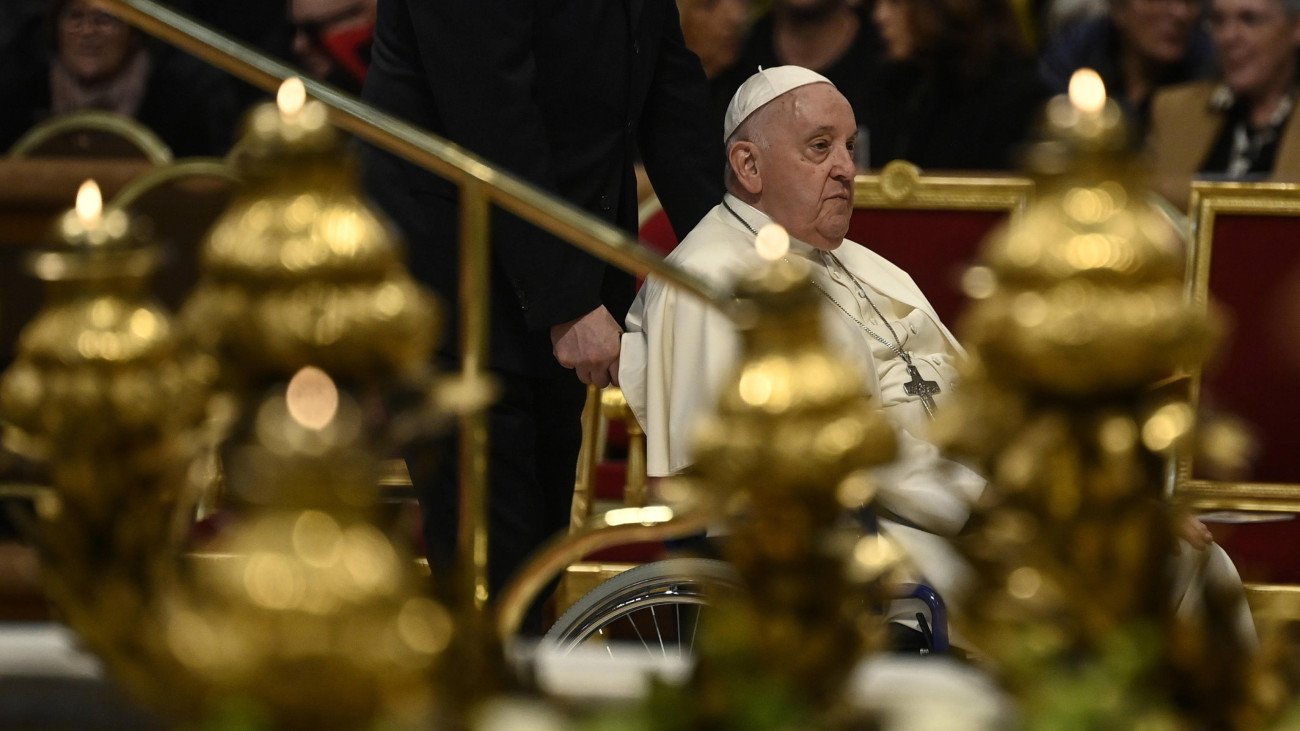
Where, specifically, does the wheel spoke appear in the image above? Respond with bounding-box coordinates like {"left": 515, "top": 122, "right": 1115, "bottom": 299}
{"left": 627, "top": 612, "right": 653, "bottom": 657}
{"left": 541, "top": 559, "right": 742, "bottom": 659}
{"left": 676, "top": 603, "right": 682, "bottom": 659}
{"left": 689, "top": 604, "right": 700, "bottom": 655}
{"left": 651, "top": 605, "right": 666, "bottom": 657}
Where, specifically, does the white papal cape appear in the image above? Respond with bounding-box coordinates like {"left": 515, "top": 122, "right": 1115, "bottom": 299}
{"left": 619, "top": 194, "right": 986, "bottom": 613}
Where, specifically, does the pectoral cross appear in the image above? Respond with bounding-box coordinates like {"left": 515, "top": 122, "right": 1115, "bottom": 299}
{"left": 904, "top": 364, "right": 941, "bottom": 419}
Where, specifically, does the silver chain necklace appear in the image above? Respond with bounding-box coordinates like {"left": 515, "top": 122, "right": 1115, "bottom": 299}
{"left": 722, "top": 199, "right": 940, "bottom": 418}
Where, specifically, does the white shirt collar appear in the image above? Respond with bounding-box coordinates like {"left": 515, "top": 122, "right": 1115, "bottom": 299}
{"left": 720, "top": 193, "right": 836, "bottom": 263}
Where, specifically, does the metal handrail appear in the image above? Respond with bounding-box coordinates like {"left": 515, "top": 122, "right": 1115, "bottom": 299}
{"left": 94, "top": 0, "right": 737, "bottom": 613}
{"left": 94, "top": 0, "right": 739, "bottom": 317}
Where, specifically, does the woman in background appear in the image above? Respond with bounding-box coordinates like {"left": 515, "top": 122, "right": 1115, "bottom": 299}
{"left": 865, "top": 0, "right": 1050, "bottom": 170}
{"left": 0, "top": 0, "right": 236, "bottom": 157}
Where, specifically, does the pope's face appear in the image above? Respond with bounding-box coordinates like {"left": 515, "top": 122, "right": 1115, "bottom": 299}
{"left": 753, "top": 84, "right": 857, "bottom": 250}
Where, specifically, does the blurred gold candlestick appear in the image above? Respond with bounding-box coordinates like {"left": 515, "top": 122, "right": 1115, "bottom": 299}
{"left": 180, "top": 78, "right": 438, "bottom": 408}
{"left": 0, "top": 178, "right": 211, "bottom": 715}
{"left": 934, "top": 69, "right": 1246, "bottom": 727}
{"left": 677, "top": 229, "right": 907, "bottom": 723}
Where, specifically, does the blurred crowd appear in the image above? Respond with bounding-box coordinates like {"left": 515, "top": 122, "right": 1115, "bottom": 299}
{"left": 0, "top": 0, "right": 376, "bottom": 157}
{"left": 1, "top": 0, "right": 1299, "bottom": 195}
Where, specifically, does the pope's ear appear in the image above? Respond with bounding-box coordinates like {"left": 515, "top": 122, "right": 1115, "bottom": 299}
{"left": 728, "top": 141, "right": 763, "bottom": 196}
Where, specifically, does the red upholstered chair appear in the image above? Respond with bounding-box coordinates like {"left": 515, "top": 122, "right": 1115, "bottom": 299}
{"left": 847, "top": 160, "right": 1034, "bottom": 327}
{"left": 1176, "top": 181, "right": 1300, "bottom": 587}
{"left": 637, "top": 194, "right": 679, "bottom": 258}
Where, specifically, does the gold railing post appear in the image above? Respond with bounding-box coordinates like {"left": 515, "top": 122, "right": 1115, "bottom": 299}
{"left": 458, "top": 180, "right": 492, "bottom": 612}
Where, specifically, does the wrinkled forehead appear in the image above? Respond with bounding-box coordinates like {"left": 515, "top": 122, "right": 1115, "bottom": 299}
{"left": 761, "top": 83, "right": 856, "bottom": 136}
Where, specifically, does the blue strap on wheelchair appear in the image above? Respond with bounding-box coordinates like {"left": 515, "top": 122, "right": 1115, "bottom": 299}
{"left": 896, "top": 582, "right": 949, "bottom": 653}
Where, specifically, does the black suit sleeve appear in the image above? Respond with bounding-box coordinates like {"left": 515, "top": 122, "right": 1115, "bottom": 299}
{"left": 637, "top": 1, "right": 726, "bottom": 241}
{"left": 402, "top": 0, "right": 605, "bottom": 331}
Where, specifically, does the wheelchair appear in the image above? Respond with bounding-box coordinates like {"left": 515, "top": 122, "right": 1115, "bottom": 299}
{"left": 541, "top": 556, "right": 950, "bottom": 658}
{"left": 540, "top": 386, "right": 952, "bottom": 659}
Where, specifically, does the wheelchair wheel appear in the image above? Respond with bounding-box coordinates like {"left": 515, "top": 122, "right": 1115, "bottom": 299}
{"left": 542, "top": 558, "right": 743, "bottom": 656}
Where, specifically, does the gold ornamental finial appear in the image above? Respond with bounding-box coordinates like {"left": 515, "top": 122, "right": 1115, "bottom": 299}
{"left": 0, "top": 179, "right": 210, "bottom": 717}
{"left": 232, "top": 77, "right": 337, "bottom": 168}
{"left": 180, "top": 78, "right": 438, "bottom": 400}
{"left": 164, "top": 372, "right": 445, "bottom": 729}
{"left": 934, "top": 71, "right": 1247, "bottom": 728}
{"left": 2, "top": 179, "right": 201, "bottom": 460}
{"left": 958, "top": 70, "right": 1215, "bottom": 397}
{"left": 675, "top": 242, "right": 905, "bottom": 722}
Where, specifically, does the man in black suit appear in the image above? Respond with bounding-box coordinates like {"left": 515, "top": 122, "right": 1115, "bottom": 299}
{"left": 360, "top": 0, "right": 722, "bottom": 622}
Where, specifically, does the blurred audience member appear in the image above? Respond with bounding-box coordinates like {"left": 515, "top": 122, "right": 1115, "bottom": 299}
{"left": 1039, "top": 0, "right": 1217, "bottom": 138}
{"left": 679, "top": 0, "right": 750, "bottom": 80}
{"left": 1148, "top": 0, "right": 1300, "bottom": 204}
{"left": 864, "top": 0, "right": 1050, "bottom": 169}
{"left": 289, "top": 0, "right": 376, "bottom": 94}
{"left": 713, "top": 0, "right": 881, "bottom": 154}
{"left": 0, "top": 0, "right": 238, "bottom": 157}
{"left": 1036, "top": 0, "right": 1107, "bottom": 46}
{"left": 641, "top": 0, "right": 748, "bottom": 202}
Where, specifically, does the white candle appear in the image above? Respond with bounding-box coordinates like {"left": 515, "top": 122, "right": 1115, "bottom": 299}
{"left": 277, "top": 77, "right": 307, "bottom": 123}
{"left": 1068, "top": 68, "right": 1106, "bottom": 115}
{"left": 75, "top": 179, "right": 103, "bottom": 228}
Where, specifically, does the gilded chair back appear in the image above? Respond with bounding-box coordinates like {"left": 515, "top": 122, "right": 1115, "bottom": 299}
{"left": 559, "top": 385, "right": 658, "bottom": 614}
{"left": 1177, "top": 181, "right": 1300, "bottom": 588}
{"left": 8, "top": 110, "right": 172, "bottom": 164}
{"left": 848, "top": 160, "right": 1034, "bottom": 326}
{"left": 1177, "top": 181, "right": 1300, "bottom": 512}
{"left": 111, "top": 158, "right": 238, "bottom": 310}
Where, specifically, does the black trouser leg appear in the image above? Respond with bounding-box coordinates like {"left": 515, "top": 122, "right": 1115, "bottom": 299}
{"left": 410, "top": 366, "right": 586, "bottom": 634}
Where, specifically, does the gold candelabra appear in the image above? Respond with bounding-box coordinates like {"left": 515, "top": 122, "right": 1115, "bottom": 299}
{"left": 0, "top": 80, "right": 462, "bottom": 728}
{"left": 180, "top": 80, "right": 437, "bottom": 406}
{"left": 0, "top": 179, "right": 211, "bottom": 716}
{"left": 933, "top": 69, "right": 1254, "bottom": 727}
{"left": 667, "top": 244, "right": 909, "bottom": 726}
{"left": 162, "top": 369, "right": 448, "bottom": 730}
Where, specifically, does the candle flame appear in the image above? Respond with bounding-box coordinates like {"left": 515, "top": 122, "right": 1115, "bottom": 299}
{"left": 1068, "top": 69, "right": 1106, "bottom": 114}
{"left": 286, "top": 366, "right": 339, "bottom": 430}
{"left": 755, "top": 223, "right": 790, "bottom": 261}
{"left": 277, "top": 77, "right": 307, "bottom": 119}
{"left": 75, "top": 179, "right": 102, "bottom": 225}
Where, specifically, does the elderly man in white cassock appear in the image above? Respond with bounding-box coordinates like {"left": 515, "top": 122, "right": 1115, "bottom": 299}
{"left": 618, "top": 66, "right": 984, "bottom": 648}
{"left": 618, "top": 65, "right": 1257, "bottom": 651}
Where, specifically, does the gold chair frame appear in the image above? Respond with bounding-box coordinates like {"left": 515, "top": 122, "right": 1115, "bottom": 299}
{"left": 854, "top": 160, "right": 1034, "bottom": 213}
{"left": 110, "top": 157, "right": 237, "bottom": 209}
{"left": 9, "top": 110, "right": 173, "bottom": 164}
{"left": 555, "top": 385, "right": 651, "bottom": 614}
{"left": 1176, "top": 181, "right": 1300, "bottom": 512}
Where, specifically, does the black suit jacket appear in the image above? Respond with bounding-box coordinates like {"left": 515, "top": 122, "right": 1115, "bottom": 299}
{"left": 361, "top": 0, "right": 723, "bottom": 375}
